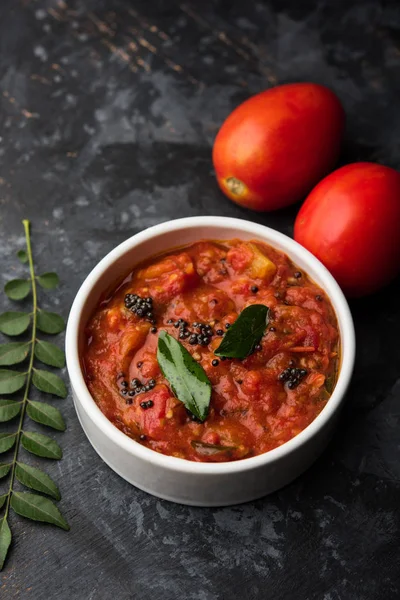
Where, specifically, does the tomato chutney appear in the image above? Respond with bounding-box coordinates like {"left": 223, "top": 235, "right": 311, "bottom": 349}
{"left": 83, "top": 239, "right": 340, "bottom": 462}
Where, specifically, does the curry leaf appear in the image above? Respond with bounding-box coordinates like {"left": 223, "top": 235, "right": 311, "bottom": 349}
{"left": 4, "top": 279, "right": 31, "bottom": 301}
{"left": 0, "top": 400, "right": 22, "bottom": 422}
{"left": 0, "top": 464, "right": 11, "bottom": 479}
{"left": 10, "top": 492, "right": 69, "bottom": 530}
{"left": 17, "top": 249, "right": 28, "bottom": 264}
{"left": 15, "top": 463, "right": 61, "bottom": 500}
{"left": 0, "top": 495, "right": 6, "bottom": 510}
{"left": 34, "top": 340, "right": 65, "bottom": 368}
{"left": 36, "top": 311, "right": 65, "bottom": 335}
{"left": 0, "top": 518, "right": 12, "bottom": 570}
{"left": 27, "top": 401, "right": 66, "bottom": 431}
{"left": 215, "top": 304, "right": 270, "bottom": 359}
{"left": 325, "top": 374, "right": 336, "bottom": 394}
{"left": 191, "top": 440, "right": 237, "bottom": 456}
{"left": 37, "top": 272, "right": 59, "bottom": 290}
{"left": 21, "top": 432, "right": 62, "bottom": 460}
{"left": 0, "top": 342, "right": 30, "bottom": 366}
{"left": 157, "top": 331, "right": 211, "bottom": 421}
{"left": 0, "top": 370, "right": 26, "bottom": 395}
{"left": 0, "top": 312, "right": 30, "bottom": 336}
{"left": 0, "top": 433, "right": 17, "bottom": 454}
{"left": 32, "top": 369, "right": 67, "bottom": 398}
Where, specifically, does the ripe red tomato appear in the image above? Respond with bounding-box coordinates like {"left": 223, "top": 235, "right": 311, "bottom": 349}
{"left": 294, "top": 162, "right": 400, "bottom": 297}
{"left": 212, "top": 82, "right": 345, "bottom": 211}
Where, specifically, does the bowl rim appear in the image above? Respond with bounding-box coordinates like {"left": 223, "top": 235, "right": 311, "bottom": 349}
{"left": 66, "top": 216, "right": 355, "bottom": 475}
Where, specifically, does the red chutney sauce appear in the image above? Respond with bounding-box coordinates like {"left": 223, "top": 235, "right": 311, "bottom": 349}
{"left": 83, "top": 239, "right": 340, "bottom": 462}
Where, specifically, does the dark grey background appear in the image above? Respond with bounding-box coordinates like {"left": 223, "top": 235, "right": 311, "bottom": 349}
{"left": 0, "top": 1, "right": 399, "bottom": 598}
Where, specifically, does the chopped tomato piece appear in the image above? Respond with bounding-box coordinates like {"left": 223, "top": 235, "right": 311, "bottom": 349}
{"left": 118, "top": 323, "right": 151, "bottom": 372}
{"left": 189, "top": 242, "right": 228, "bottom": 284}
{"left": 227, "top": 242, "right": 276, "bottom": 281}
{"left": 123, "top": 385, "right": 172, "bottom": 439}
{"left": 135, "top": 252, "right": 197, "bottom": 304}
{"left": 247, "top": 243, "right": 277, "bottom": 281}
{"left": 227, "top": 243, "right": 253, "bottom": 272}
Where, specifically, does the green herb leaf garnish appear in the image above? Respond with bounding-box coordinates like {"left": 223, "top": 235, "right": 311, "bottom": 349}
{"left": 0, "top": 433, "right": 17, "bottom": 454}
{"left": 27, "top": 401, "right": 66, "bottom": 431}
{"left": 37, "top": 272, "right": 59, "bottom": 290}
{"left": 15, "top": 463, "right": 61, "bottom": 500}
{"left": 32, "top": 369, "right": 67, "bottom": 398}
{"left": 215, "top": 304, "right": 270, "bottom": 359}
{"left": 21, "top": 431, "right": 62, "bottom": 459}
{"left": 0, "top": 342, "right": 31, "bottom": 366}
{"left": 0, "top": 400, "right": 22, "bottom": 422}
{"left": 10, "top": 492, "right": 69, "bottom": 530}
{"left": 34, "top": 340, "right": 65, "bottom": 368}
{"left": 0, "top": 220, "right": 68, "bottom": 570}
{"left": 191, "top": 440, "right": 237, "bottom": 456}
{"left": 36, "top": 311, "right": 65, "bottom": 335}
{"left": 0, "top": 370, "right": 26, "bottom": 394}
{"left": 0, "top": 464, "right": 11, "bottom": 479}
{"left": 0, "top": 312, "right": 30, "bottom": 336}
{"left": 4, "top": 279, "right": 31, "bottom": 301}
{"left": 0, "top": 519, "right": 11, "bottom": 570}
{"left": 157, "top": 331, "right": 211, "bottom": 422}
{"left": 17, "top": 250, "right": 28, "bottom": 264}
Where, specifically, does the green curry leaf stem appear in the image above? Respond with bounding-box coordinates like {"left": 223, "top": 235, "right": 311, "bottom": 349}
{"left": 3, "top": 221, "right": 38, "bottom": 521}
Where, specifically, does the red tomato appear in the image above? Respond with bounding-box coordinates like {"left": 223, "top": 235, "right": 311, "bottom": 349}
{"left": 212, "top": 82, "right": 345, "bottom": 211}
{"left": 294, "top": 162, "right": 400, "bottom": 297}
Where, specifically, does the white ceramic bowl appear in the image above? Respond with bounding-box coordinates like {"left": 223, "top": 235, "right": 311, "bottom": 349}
{"left": 66, "top": 216, "right": 355, "bottom": 506}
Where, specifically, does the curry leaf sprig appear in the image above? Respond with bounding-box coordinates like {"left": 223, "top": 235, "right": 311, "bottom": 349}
{"left": 0, "top": 220, "right": 69, "bottom": 571}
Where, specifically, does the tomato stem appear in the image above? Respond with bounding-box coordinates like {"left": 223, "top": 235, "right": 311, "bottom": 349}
{"left": 225, "top": 177, "right": 247, "bottom": 197}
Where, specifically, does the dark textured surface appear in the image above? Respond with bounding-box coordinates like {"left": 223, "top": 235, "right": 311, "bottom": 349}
{"left": 0, "top": 1, "right": 400, "bottom": 598}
